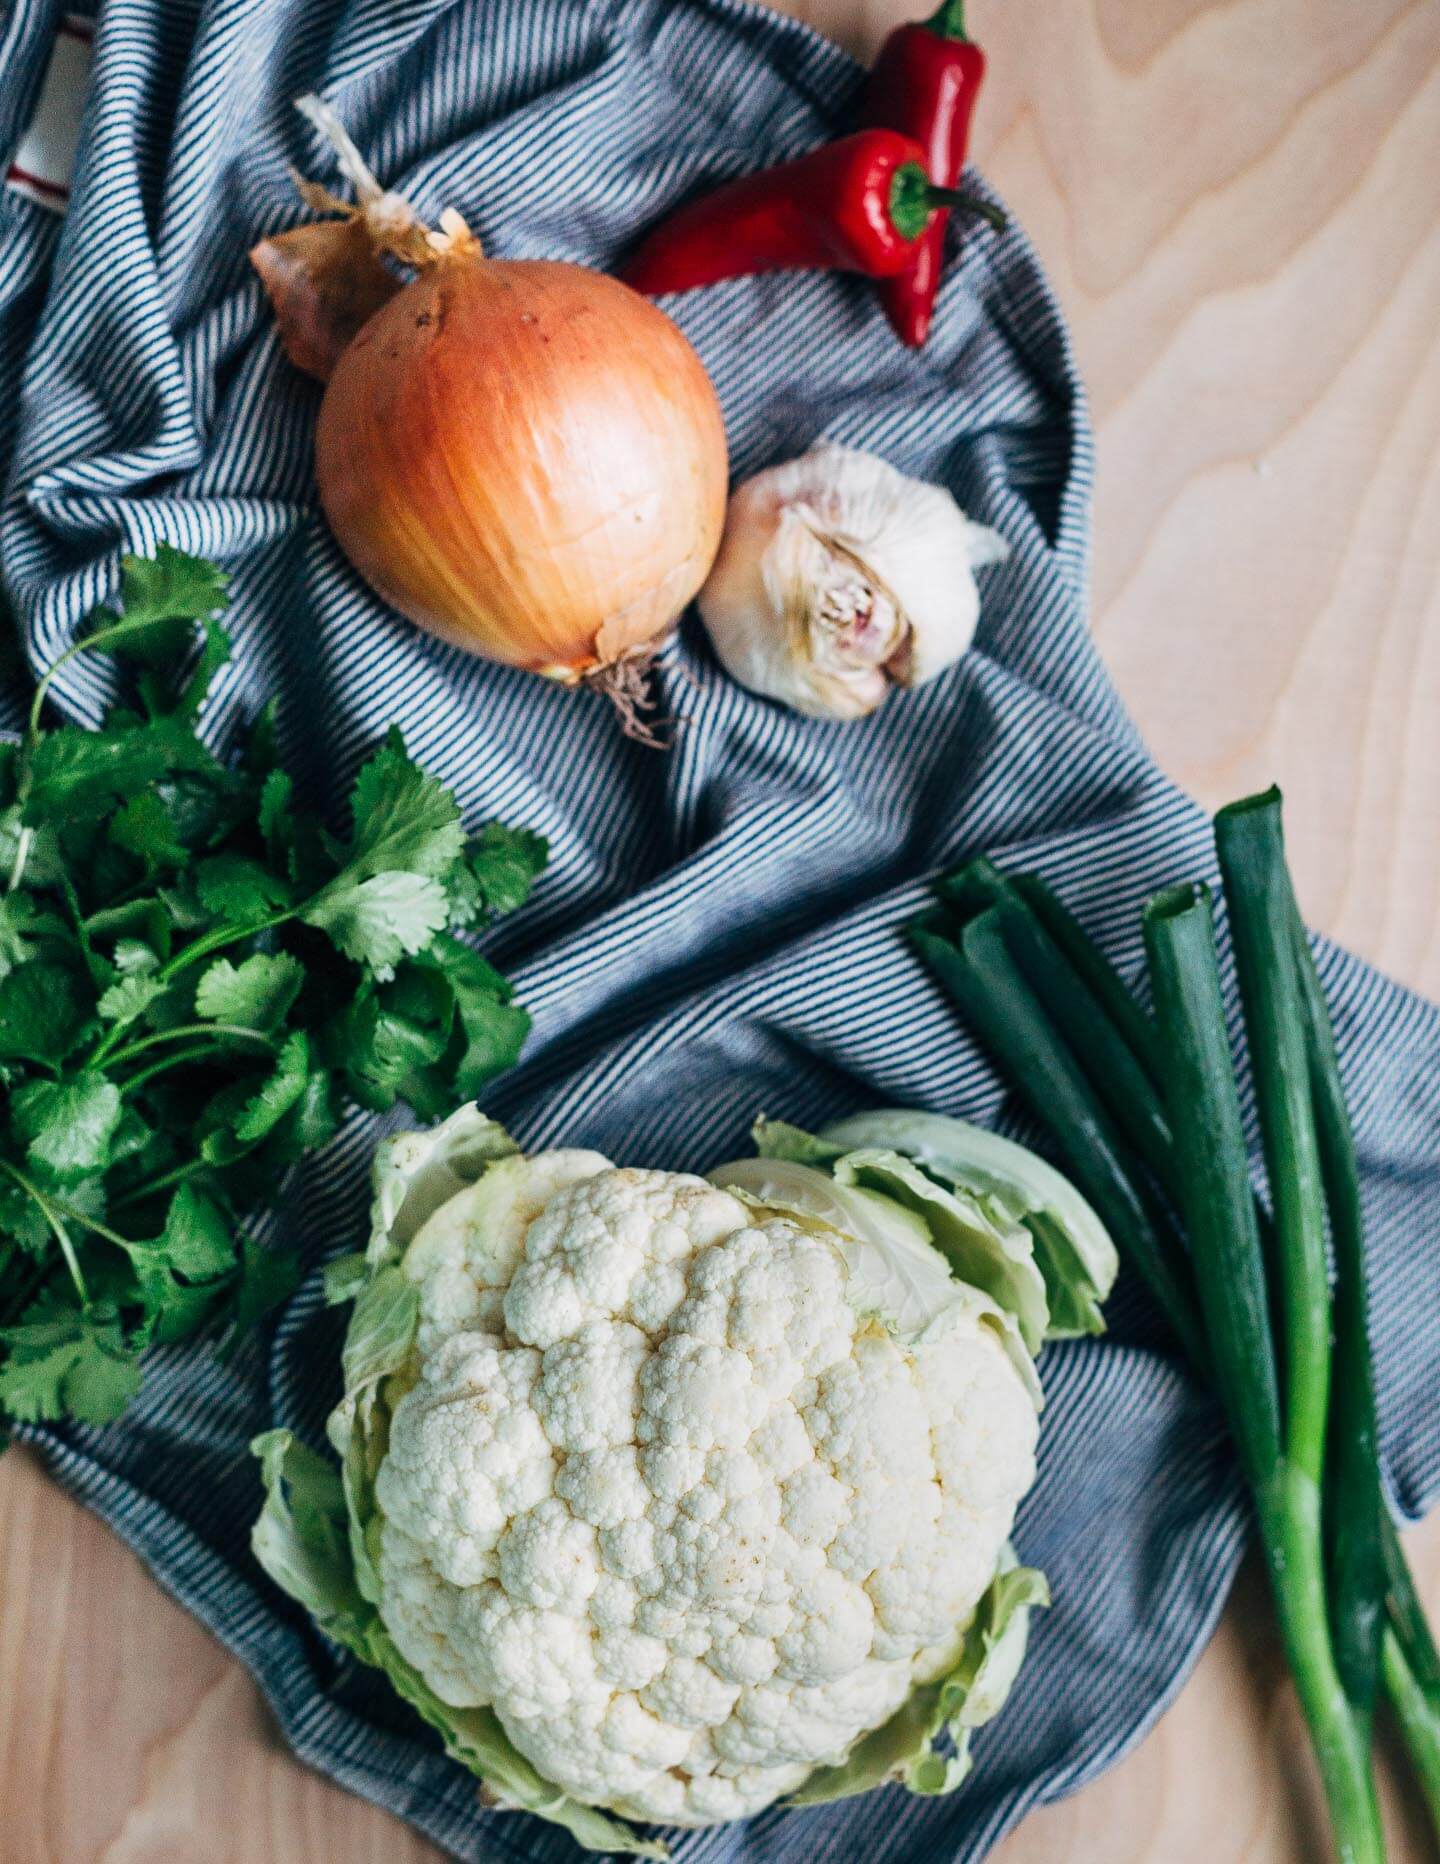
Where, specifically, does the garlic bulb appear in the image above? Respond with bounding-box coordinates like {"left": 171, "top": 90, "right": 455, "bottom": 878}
{"left": 698, "top": 443, "right": 1008, "bottom": 721}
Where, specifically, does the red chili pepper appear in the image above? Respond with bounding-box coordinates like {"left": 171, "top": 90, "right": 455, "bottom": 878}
{"left": 861, "top": 0, "right": 993, "bottom": 347}
{"left": 621, "top": 128, "right": 990, "bottom": 298}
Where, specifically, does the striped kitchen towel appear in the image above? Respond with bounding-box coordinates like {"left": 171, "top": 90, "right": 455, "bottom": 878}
{"left": 2, "top": 1, "right": 1438, "bottom": 1860}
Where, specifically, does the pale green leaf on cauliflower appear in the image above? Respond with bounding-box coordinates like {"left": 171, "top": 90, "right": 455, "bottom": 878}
{"left": 815, "top": 1109, "right": 1119, "bottom": 1339}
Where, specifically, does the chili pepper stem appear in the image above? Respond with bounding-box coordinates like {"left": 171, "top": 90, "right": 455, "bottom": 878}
{"left": 889, "top": 163, "right": 1006, "bottom": 242}
{"left": 926, "top": 0, "right": 970, "bottom": 40}
{"left": 923, "top": 184, "right": 1007, "bottom": 232}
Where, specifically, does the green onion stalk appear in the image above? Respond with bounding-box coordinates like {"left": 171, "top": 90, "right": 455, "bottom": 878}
{"left": 911, "top": 794, "right": 1440, "bottom": 1861}
{"left": 1145, "top": 878, "right": 1379, "bottom": 1863}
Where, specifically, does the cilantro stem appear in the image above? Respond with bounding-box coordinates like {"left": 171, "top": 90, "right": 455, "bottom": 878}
{"left": 0, "top": 1162, "right": 89, "bottom": 1305}
{"left": 24, "top": 615, "right": 178, "bottom": 748}
{"left": 156, "top": 911, "right": 297, "bottom": 985}
{"left": 111, "top": 1157, "right": 212, "bottom": 1211}
{"left": 98, "top": 1021, "right": 277, "bottom": 1071}
{"left": 45, "top": 1196, "right": 135, "bottom": 1252}
{"left": 119, "top": 1043, "right": 225, "bottom": 1096}
{"left": 6, "top": 824, "right": 33, "bottom": 893}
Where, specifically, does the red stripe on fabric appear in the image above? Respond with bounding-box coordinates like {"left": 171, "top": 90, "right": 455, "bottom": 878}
{"left": 5, "top": 163, "right": 70, "bottom": 201}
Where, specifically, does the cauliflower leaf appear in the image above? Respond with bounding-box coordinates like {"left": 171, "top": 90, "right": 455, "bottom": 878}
{"left": 833, "top": 1149, "right": 1049, "bottom": 1356}
{"left": 820, "top": 1109, "right": 1118, "bottom": 1339}
{"left": 787, "top": 1555, "right": 1049, "bottom": 1808}
{"left": 366, "top": 1102, "right": 519, "bottom": 1270}
{"left": 708, "top": 1153, "right": 1042, "bottom": 1408}
{"left": 707, "top": 1153, "right": 957, "bottom": 1339}
{"left": 251, "top": 1430, "right": 669, "bottom": 1860}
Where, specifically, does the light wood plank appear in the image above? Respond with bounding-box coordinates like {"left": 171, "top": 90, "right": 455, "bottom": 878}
{"left": 3, "top": 0, "right": 1438, "bottom": 1856}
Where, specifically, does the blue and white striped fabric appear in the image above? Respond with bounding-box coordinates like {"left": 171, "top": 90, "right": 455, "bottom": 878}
{"left": 4, "top": 2, "right": 1439, "bottom": 1859}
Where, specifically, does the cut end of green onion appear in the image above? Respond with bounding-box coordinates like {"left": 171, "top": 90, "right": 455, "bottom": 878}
{"left": 1215, "top": 784, "right": 1284, "bottom": 824}
{"left": 1142, "top": 881, "right": 1210, "bottom": 926}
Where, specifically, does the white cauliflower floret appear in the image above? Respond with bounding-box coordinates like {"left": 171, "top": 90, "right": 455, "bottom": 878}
{"left": 373, "top": 1157, "right": 1039, "bottom": 1827}
{"left": 497, "top": 1496, "right": 600, "bottom": 1612}
{"left": 402, "top": 1150, "right": 611, "bottom": 1354}
{"left": 535, "top": 1320, "right": 647, "bottom": 1452}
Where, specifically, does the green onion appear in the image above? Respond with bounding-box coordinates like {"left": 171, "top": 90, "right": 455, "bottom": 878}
{"left": 1012, "top": 872, "right": 1168, "bottom": 1083}
{"left": 1379, "top": 1510, "right": 1440, "bottom": 1821}
{"left": 1283, "top": 886, "right": 1385, "bottom": 1730}
{"left": 928, "top": 835, "right": 1440, "bottom": 1845}
{"left": 1384, "top": 1513, "right": 1440, "bottom": 1699}
{"left": 909, "top": 906, "right": 1206, "bottom": 1368}
{"left": 1144, "top": 880, "right": 1382, "bottom": 1864}
{"left": 1214, "top": 793, "right": 1331, "bottom": 1483}
{"left": 1382, "top": 1629, "right": 1440, "bottom": 1836}
{"left": 940, "top": 861, "right": 1174, "bottom": 1191}
{"left": 938, "top": 864, "right": 1165, "bottom": 1081}
{"left": 1141, "top": 885, "right": 1281, "bottom": 1484}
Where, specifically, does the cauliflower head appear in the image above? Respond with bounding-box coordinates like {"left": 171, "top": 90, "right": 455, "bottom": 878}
{"left": 255, "top": 1107, "right": 1113, "bottom": 1856}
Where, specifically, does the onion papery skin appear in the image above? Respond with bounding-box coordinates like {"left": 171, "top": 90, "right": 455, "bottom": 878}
{"left": 314, "top": 256, "right": 729, "bottom": 680}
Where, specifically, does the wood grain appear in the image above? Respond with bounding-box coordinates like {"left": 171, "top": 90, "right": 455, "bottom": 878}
{"left": 3, "top": 1, "right": 1439, "bottom": 1858}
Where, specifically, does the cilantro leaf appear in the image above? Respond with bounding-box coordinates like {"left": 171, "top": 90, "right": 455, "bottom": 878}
{"left": 224, "top": 1234, "right": 301, "bottom": 1347}
{"left": 266, "top": 1069, "right": 340, "bottom": 1165}
{"left": 194, "top": 953, "right": 304, "bottom": 1030}
{"left": 113, "top": 937, "right": 160, "bottom": 977}
{"left": 172, "top": 617, "right": 232, "bottom": 718}
{"left": 195, "top": 852, "right": 294, "bottom": 923}
{"left": 109, "top": 791, "right": 188, "bottom": 869}
{"left": 85, "top": 896, "right": 173, "bottom": 961}
{"left": 64, "top": 1311, "right": 146, "bottom": 1422}
{"left": 0, "top": 962, "right": 88, "bottom": 1065}
{"left": 155, "top": 877, "right": 212, "bottom": 932}
{"left": 154, "top": 1186, "right": 237, "bottom": 1280}
{"left": 97, "top": 975, "right": 165, "bottom": 1028}
{"left": 10, "top": 1077, "right": 123, "bottom": 1180}
{"left": 108, "top": 1106, "right": 153, "bottom": 1167}
{"left": 119, "top": 1187, "right": 238, "bottom": 1343}
{"left": 0, "top": 892, "right": 65, "bottom": 979}
{"left": 467, "top": 822, "right": 548, "bottom": 919}
{"left": 234, "top": 1031, "right": 312, "bottom": 1143}
{"left": 26, "top": 715, "right": 219, "bottom": 824}
{"left": 139, "top": 1276, "right": 226, "bottom": 1344}
{"left": 442, "top": 859, "right": 484, "bottom": 929}
{"left": 0, "top": 1297, "right": 142, "bottom": 1425}
{"left": 426, "top": 936, "right": 531, "bottom": 1101}
{"left": 0, "top": 1179, "right": 50, "bottom": 1255}
{"left": 346, "top": 731, "right": 466, "bottom": 881}
{"left": 258, "top": 769, "right": 294, "bottom": 869}
{"left": 244, "top": 700, "right": 280, "bottom": 779}
{"left": 0, "top": 1322, "right": 76, "bottom": 1420}
{"left": 302, "top": 872, "right": 449, "bottom": 979}
{"left": 339, "top": 967, "right": 454, "bottom": 1109}
{"left": 100, "top": 546, "right": 229, "bottom": 668}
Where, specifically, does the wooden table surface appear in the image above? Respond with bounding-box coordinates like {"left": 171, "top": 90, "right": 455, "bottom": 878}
{"left": 4, "top": 0, "right": 1440, "bottom": 1858}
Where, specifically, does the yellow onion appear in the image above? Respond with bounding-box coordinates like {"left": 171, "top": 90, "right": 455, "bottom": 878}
{"left": 253, "top": 99, "right": 728, "bottom": 715}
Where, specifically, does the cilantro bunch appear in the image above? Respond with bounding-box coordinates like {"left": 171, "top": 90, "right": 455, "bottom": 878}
{"left": 0, "top": 547, "right": 545, "bottom": 1436}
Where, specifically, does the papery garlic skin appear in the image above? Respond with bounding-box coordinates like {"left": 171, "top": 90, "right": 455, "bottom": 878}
{"left": 698, "top": 443, "right": 1009, "bottom": 720}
